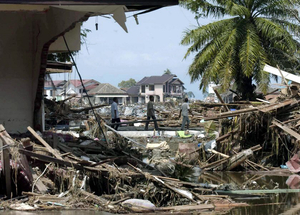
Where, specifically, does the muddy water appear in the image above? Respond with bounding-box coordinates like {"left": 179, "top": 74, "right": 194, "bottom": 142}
{"left": 196, "top": 172, "right": 300, "bottom": 215}
{"left": 1, "top": 172, "right": 299, "bottom": 215}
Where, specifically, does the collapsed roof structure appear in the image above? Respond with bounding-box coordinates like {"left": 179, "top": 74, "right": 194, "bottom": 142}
{"left": 0, "top": 0, "right": 178, "bottom": 132}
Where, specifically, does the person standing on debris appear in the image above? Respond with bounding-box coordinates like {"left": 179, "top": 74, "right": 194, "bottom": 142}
{"left": 145, "top": 95, "right": 160, "bottom": 134}
{"left": 179, "top": 98, "right": 193, "bottom": 130}
{"left": 111, "top": 97, "right": 120, "bottom": 130}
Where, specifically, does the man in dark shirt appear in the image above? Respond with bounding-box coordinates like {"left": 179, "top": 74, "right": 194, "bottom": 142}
{"left": 145, "top": 95, "right": 159, "bottom": 133}
{"left": 111, "top": 97, "right": 120, "bottom": 130}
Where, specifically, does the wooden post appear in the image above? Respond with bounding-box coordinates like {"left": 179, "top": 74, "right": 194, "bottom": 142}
{"left": 53, "top": 134, "right": 59, "bottom": 149}
{"left": 0, "top": 138, "right": 11, "bottom": 198}
{"left": 213, "top": 88, "right": 230, "bottom": 112}
{"left": 227, "top": 149, "right": 253, "bottom": 170}
{"left": 0, "top": 125, "right": 12, "bottom": 198}
{"left": 27, "top": 126, "right": 63, "bottom": 160}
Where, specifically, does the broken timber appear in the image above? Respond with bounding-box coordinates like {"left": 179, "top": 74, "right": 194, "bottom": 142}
{"left": 258, "top": 99, "right": 295, "bottom": 113}
{"left": 204, "top": 99, "right": 299, "bottom": 121}
{"left": 272, "top": 120, "right": 300, "bottom": 141}
{"left": 0, "top": 125, "right": 13, "bottom": 198}
{"left": 213, "top": 88, "right": 230, "bottom": 112}
{"left": 27, "top": 126, "right": 63, "bottom": 160}
{"left": 204, "top": 107, "right": 258, "bottom": 120}
{"left": 227, "top": 149, "right": 253, "bottom": 170}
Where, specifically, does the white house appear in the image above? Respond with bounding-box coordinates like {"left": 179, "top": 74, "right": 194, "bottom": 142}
{"left": 127, "top": 74, "right": 185, "bottom": 103}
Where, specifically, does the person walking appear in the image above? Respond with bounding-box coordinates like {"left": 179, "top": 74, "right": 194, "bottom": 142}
{"left": 179, "top": 98, "right": 193, "bottom": 130}
{"left": 111, "top": 97, "right": 120, "bottom": 130}
{"left": 145, "top": 95, "right": 160, "bottom": 133}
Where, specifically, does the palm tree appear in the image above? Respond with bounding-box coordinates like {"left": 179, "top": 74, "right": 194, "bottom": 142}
{"left": 181, "top": 0, "right": 300, "bottom": 100}
{"left": 186, "top": 91, "right": 195, "bottom": 98}
{"left": 164, "top": 68, "right": 172, "bottom": 75}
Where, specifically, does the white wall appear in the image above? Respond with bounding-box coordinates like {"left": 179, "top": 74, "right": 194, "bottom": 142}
{"left": 144, "top": 84, "right": 163, "bottom": 103}
{"left": 208, "top": 83, "right": 217, "bottom": 94}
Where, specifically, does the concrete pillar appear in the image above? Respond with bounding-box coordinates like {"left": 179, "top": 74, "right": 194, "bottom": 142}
{"left": 0, "top": 8, "right": 87, "bottom": 132}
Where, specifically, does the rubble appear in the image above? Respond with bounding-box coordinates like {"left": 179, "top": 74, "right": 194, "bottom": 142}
{"left": 0, "top": 122, "right": 254, "bottom": 213}
{"left": 2, "top": 86, "right": 300, "bottom": 213}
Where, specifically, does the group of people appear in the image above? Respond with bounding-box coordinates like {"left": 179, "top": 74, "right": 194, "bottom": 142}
{"left": 110, "top": 96, "right": 193, "bottom": 131}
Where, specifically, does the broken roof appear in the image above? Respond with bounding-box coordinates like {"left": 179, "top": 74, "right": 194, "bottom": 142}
{"left": 0, "top": 1, "right": 178, "bottom": 33}
{"left": 0, "top": 1, "right": 178, "bottom": 12}
{"left": 1, "top": 0, "right": 177, "bottom": 6}
{"left": 88, "top": 83, "right": 127, "bottom": 95}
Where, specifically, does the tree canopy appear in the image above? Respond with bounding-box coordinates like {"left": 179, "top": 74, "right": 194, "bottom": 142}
{"left": 186, "top": 91, "right": 195, "bottom": 98}
{"left": 118, "top": 78, "right": 137, "bottom": 88}
{"left": 164, "top": 68, "right": 172, "bottom": 75}
{"left": 181, "top": 0, "right": 300, "bottom": 100}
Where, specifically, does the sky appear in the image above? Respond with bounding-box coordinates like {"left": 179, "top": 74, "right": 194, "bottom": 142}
{"left": 51, "top": 5, "right": 215, "bottom": 100}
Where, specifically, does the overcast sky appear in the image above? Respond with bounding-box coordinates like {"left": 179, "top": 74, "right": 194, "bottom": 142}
{"left": 52, "top": 5, "right": 215, "bottom": 100}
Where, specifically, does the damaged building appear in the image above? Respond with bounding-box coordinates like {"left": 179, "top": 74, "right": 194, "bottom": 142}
{"left": 0, "top": 0, "right": 178, "bottom": 133}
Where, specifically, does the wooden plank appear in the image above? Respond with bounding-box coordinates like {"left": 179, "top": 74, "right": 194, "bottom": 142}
{"left": 0, "top": 138, "right": 11, "bottom": 199}
{"left": 204, "top": 107, "right": 258, "bottom": 120}
{"left": 3, "top": 147, "right": 11, "bottom": 198}
{"left": 201, "top": 157, "right": 229, "bottom": 169}
{"left": 0, "top": 124, "right": 15, "bottom": 145}
{"left": 227, "top": 149, "right": 253, "bottom": 170}
{"left": 0, "top": 126, "right": 12, "bottom": 199}
{"left": 216, "top": 129, "right": 238, "bottom": 142}
{"left": 207, "top": 149, "right": 229, "bottom": 158}
{"left": 27, "top": 126, "right": 63, "bottom": 160}
{"left": 32, "top": 172, "right": 48, "bottom": 194}
{"left": 213, "top": 88, "right": 230, "bottom": 111}
{"left": 52, "top": 134, "right": 59, "bottom": 149}
{"left": 258, "top": 99, "right": 294, "bottom": 113}
{"left": 270, "top": 116, "right": 300, "bottom": 128}
{"left": 66, "top": 143, "right": 104, "bottom": 151}
{"left": 19, "top": 149, "right": 83, "bottom": 170}
{"left": 272, "top": 120, "right": 300, "bottom": 141}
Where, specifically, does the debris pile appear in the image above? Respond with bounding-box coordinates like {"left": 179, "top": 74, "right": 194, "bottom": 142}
{"left": 0, "top": 123, "right": 250, "bottom": 213}
{"left": 196, "top": 94, "right": 300, "bottom": 171}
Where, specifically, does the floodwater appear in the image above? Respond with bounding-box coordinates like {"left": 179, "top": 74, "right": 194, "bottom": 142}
{"left": 1, "top": 171, "right": 299, "bottom": 215}
{"left": 197, "top": 171, "right": 300, "bottom": 215}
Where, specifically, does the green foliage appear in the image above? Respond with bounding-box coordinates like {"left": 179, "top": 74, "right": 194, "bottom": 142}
{"left": 186, "top": 91, "right": 195, "bottom": 98}
{"left": 181, "top": 0, "right": 300, "bottom": 100}
{"left": 164, "top": 68, "right": 172, "bottom": 75}
{"left": 118, "top": 78, "right": 137, "bottom": 88}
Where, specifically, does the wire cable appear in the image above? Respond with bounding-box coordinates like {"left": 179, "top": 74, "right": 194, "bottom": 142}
{"left": 62, "top": 35, "right": 108, "bottom": 145}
